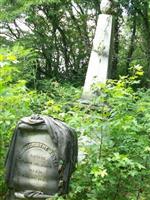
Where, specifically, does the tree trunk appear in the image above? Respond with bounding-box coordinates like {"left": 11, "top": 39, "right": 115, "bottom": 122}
{"left": 111, "top": 15, "right": 120, "bottom": 79}
{"left": 126, "top": 15, "right": 136, "bottom": 74}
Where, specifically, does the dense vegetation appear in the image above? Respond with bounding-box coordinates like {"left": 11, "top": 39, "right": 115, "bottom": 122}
{"left": 1, "top": 49, "right": 150, "bottom": 200}
{"left": 0, "top": 0, "right": 150, "bottom": 200}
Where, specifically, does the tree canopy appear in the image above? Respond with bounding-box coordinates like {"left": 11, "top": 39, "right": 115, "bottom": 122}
{"left": 0, "top": 0, "right": 150, "bottom": 87}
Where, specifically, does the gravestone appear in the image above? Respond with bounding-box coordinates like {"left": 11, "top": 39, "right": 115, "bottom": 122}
{"left": 5, "top": 115, "right": 77, "bottom": 200}
{"left": 82, "top": 0, "right": 115, "bottom": 99}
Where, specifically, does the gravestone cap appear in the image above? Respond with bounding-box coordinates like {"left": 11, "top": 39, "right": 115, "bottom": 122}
{"left": 100, "top": 0, "right": 117, "bottom": 15}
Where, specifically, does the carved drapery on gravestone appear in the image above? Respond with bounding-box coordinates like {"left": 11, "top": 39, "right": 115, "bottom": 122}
{"left": 5, "top": 115, "right": 78, "bottom": 200}
{"left": 82, "top": 0, "right": 115, "bottom": 100}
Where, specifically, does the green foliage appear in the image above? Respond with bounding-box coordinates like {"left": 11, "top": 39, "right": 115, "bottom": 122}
{"left": 1, "top": 0, "right": 150, "bottom": 86}
{"left": 43, "top": 66, "right": 149, "bottom": 200}
{"left": 0, "top": 0, "right": 97, "bottom": 85}
{"left": 0, "top": 47, "right": 150, "bottom": 200}
{"left": 0, "top": 49, "right": 33, "bottom": 196}
{"left": 0, "top": 1, "right": 150, "bottom": 198}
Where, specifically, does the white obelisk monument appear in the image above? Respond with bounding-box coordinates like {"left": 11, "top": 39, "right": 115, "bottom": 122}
{"left": 82, "top": 0, "right": 115, "bottom": 99}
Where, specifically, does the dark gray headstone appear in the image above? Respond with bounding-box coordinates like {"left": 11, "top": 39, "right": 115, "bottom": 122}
{"left": 5, "top": 115, "right": 78, "bottom": 200}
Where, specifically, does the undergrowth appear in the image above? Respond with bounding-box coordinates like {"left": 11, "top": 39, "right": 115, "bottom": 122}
{"left": 0, "top": 51, "right": 150, "bottom": 200}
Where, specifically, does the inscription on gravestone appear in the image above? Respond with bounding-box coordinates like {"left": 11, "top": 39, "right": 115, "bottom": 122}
{"left": 14, "top": 138, "right": 59, "bottom": 194}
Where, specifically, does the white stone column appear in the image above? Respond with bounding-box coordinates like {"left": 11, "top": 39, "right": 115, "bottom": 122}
{"left": 82, "top": 0, "right": 115, "bottom": 100}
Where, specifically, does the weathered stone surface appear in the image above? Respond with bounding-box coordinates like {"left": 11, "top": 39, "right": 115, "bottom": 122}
{"left": 82, "top": 14, "right": 114, "bottom": 99}
{"left": 100, "top": 0, "right": 112, "bottom": 14}
{"left": 5, "top": 115, "right": 78, "bottom": 200}
{"left": 13, "top": 132, "right": 59, "bottom": 195}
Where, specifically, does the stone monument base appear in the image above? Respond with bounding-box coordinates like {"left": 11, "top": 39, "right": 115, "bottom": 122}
{"left": 7, "top": 190, "right": 53, "bottom": 200}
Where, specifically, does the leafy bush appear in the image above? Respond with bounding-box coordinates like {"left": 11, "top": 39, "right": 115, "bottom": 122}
{"left": 0, "top": 52, "right": 150, "bottom": 200}
{"left": 45, "top": 66, "right": 150, "bottom": 200}
{"left": 62, "top": 67, "right": 150, "bottom": 200}
{"left": 0, "top": 49, "right": 33, "bottom": 196}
